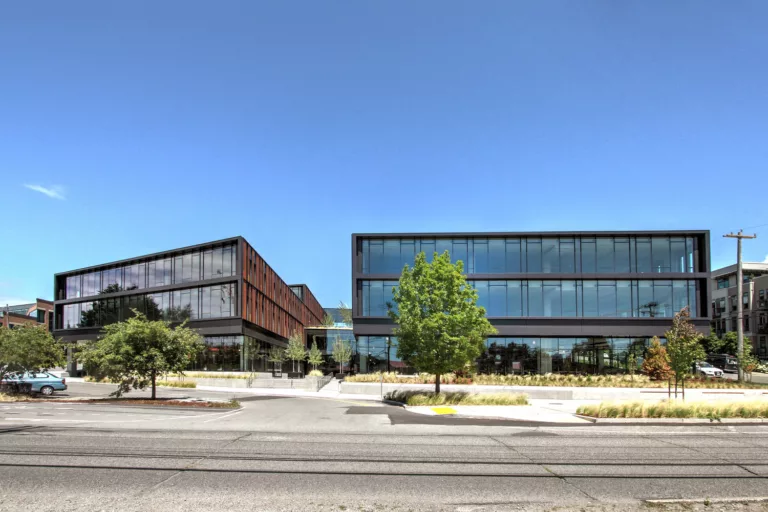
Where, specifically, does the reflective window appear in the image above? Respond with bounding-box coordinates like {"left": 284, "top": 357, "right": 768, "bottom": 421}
{"left": 489, "top": 239, "right": 505, "bottom": 273}
{"left": 541, "top": 239, "right": 559, "bottom": 273}
{"left": 596, "top": 238, "right": 614, "bottom": 273}
{"left": 358, "top": 279, "right": 698, "bottom": 318}
{"left": 360, "top": 236, "right": 699, "bottom": 275}
{"left": 652, "top": 238, "right": 671, "bottom": 272}
{"left": 526, "top": 239, "right": 542, "bottom": 273}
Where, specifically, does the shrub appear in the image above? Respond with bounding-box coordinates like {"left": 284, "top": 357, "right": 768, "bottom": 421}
{"left": 642, "top": 337, "right": 672, "bottom": 381}
{"left": 308, "top": 370, "right": 324, "bottom": 377}
{"left": 577, "top": 399, "right": 768, "bottom": 419}
{"left": 155, "top": 380, "right": 196, "bottom": 388}
{"left": 385, "top": 390, "right": 528, "bottom": 406}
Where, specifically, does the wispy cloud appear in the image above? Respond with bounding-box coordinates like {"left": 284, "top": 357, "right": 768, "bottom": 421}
{"left": 23, "top": 184, "right": 66, "bottom": 200}
{"left": 763, "top": 254, "right": 768, "bottom": 264}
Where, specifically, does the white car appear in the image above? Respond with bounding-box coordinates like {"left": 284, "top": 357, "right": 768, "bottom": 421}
{"left": 695, "top": 361, "right": 723, "bottom": 378}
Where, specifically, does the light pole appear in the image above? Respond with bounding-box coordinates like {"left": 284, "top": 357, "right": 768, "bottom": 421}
{"left": 724, "top": 230, "right": 757, "bottom": 382}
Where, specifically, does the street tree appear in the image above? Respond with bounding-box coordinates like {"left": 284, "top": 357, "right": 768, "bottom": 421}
{"left": 285, "top": 331, "right": 307, "bottom": 374}
{"left": 338, "top": 301, "right": 352, "bottom": 326}
{"left": 307, "top": 340, "right": 324, "bottom": 372}
{"left": 79, "top": 310, "right": 203, "bottom": 399}
{"left": 0, "top": 324, "right": 66, "bottom": 381}
{"left": 641, "top": 336, "right": 672, "bottom": 380}
{"left": 322, "top": 314, "right": 335, "bottom": 327}
{"left": 388, "top": 251, "right": 496, "bottom": 393}
{"left": 267, "top": 347, "right": 286, "bottom": 373}
{"left": 665, "top": 307, "right": 706, "bottom": 398}
{"left": 331, "top": 339, "right": 353, "bottom": 376}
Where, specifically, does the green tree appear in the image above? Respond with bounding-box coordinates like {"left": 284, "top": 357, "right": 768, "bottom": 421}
{"left": 739, "top": 339, "right": 759, "bottom": 380}
{"left": 307, "top": 340, "right": 324, "bottom": 372}
{"left": 0, "top": 324, "right": 66, "bottom": 381}
{"left": 321, "top": 313, "right": 335, "bottom": 327}
{"left": 665, "top": 307, "right": 706, "bottom": 398}
{"left": 267, "top": 347, "right": 286, "bottom": 373}
{"left": 331, "top": 339, "right": 353, "bottom": 376}
{"left": 338, "top": 301, "right": 352, "bottom": 326}
{"left": 720, "top": 332, "right": 739, "bottom": 355}
{"left": 285, "top": 331, "right": 306, "bottom": 374}
{"left": 700, "top": 333, "right": 723, "bottom": 355}
{"left": 642, "top": 336, "right": 672, "bottom": 380}
{"left": 79, "top": 310, "right": 203, "bottom": 399}
{"left": 388, "top": 251, "right": 497, "bottom": 393}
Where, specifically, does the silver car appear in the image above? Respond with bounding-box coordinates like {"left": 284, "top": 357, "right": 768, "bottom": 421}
{"left": 694, "top": 361, "right": 723, "bottom": 378}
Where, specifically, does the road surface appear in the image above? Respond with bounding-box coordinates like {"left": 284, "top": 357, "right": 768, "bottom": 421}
{"left": 1, "top": 385, "right": 767, "bottom": 511}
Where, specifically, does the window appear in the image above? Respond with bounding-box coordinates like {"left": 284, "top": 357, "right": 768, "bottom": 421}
{"left": 598, "top": 281, "right": 617, "bottom": 317}
{"left": 635, "top": 238, "right": 651, "bottom": 273}
{"left": 562, "top": 281, "right": 577, "bottom": 317}
{"left": 489, "top": 239, "right": 505, "bottom": 273}
{"left": 473, "top": 240, "right": 488, "bottom": 273}
{"left": 581, "top": 239, "right": 596, "bottom": 273}
{"left": 596, "top": 238, "right": 614, "bottom": 273}
{"left": 717, "top": 278, "right": 730, "bottom": 289}
{"left": 651, "top": 237, "right": 671, "bottom": 272}
{"left": 541, "top": 239, "right": 559, "bottom": 273}
{"left": 526, "top": 239, "right": 542, "bottom": 273}
{"left": 670, "top": 238, "right": 686, "bottom": 273}
{"left": 582, "top": 281, "right": 598, "bottom": 317}
{"left": 528, "top": 281, "right": 543, "bottom": 316}
{"left": 488, "top": 282, "right": 506, "bottom": 316}
{"left": 543, "top": 281, "right": 561, "bottom": 316}
{"left": 506, "top": 240, "right": 522, "bottom": 273}
{"left": 559, "top": 239, "right": 575, "bottom": 273}
{"left": 507, "top": 281, "right": 523, "bottom": 316}
{"left": 614, "top": 238, "right": 630, "bottom": 273}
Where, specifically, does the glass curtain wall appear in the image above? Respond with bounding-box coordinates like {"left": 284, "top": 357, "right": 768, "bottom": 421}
{"left": 360, "top": 279, "right": 698, "bottom": 317}
{"left": 60, "top": 283, "right": 237, "bottom": 329}
{"left": 361, "top": 236, "right": 696, "bottom": 275}
{"left": 62, "top": 243, "right": 236, "bottom": 299}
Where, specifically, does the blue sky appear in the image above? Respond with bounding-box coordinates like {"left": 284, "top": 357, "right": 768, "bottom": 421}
{"left": 1, "top": 1, "right": 766, "bottom": 306}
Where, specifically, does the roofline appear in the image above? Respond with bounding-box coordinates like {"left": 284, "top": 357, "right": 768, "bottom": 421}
{"left": 54, "top": 236, "right": 243, "bottom": 277}
{"left": 352, "top": 230, "right": 710, "bottom": 238}
{"left": 711, "top": 262, "right": 768, "bottom": 278}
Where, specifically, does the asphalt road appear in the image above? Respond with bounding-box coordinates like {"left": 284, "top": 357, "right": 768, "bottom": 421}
{"left": 2, "top": 386, "right": 768, "bottom": 511}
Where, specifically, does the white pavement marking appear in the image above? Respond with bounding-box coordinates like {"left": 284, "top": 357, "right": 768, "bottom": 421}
{"left": 202, "top": 408, "right": 244, "bottom": 423}
{"left": 647, "top": 497, "right": 768, "bottom": 504}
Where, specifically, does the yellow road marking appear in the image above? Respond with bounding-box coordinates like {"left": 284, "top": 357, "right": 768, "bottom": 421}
{"left": 431, "top": 406, "right": 457, "bottom": 415}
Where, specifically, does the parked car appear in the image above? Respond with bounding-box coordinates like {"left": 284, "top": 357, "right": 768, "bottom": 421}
{"left": 4, "top": 371, "right": 67, "bottom": 396}
{"left": 706, "top": 354, "right": 739, "bottom": 373}
{"left": 694, "top": 361, "right": 723, "bottom": 378}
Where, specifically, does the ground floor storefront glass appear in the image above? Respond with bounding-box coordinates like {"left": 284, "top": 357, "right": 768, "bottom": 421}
{"left": 352, "top": 336, "right": 662, "bottom": 376}
{"left": 187, "top": 335, "right": 270, "bottom": 372}
{"left": 477, "top": 337, "right": 660, "bottom": 375}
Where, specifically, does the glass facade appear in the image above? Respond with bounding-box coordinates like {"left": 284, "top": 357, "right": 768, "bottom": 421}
{"left": 59, "top": 283, "right": 237, "bottom": 329}
{"left": 361, "top": 236, "right": 696, "bottom": 275}
{"left": 478, "top": 337, "right": 661, "bottom": 375}
{"left": 349, "top": 336, "right": 661, "bottom": 376}
{"left": 354, "top": 336, "right": 414, "bottom": 374}
{"left": 61, "top": 243, "right": 236, "bottom": 299}
{"left": 360, "top": 279, "right": 698, "bottom": 318}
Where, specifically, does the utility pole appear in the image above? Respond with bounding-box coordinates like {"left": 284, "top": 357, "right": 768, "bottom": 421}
{"left": 723, "top": 230, "right": 757, "bottom": 382}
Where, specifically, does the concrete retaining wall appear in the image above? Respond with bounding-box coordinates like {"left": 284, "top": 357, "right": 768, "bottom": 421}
{"left": 196, "top": 376, "right": 332, "bottom": 391}
{"left": 339, "top": 382, "right": 768, "bottom": 401}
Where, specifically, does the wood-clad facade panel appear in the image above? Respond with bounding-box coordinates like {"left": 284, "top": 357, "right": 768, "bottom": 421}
{"left": 240, "top": 239, "right": 324, "bottom": 342}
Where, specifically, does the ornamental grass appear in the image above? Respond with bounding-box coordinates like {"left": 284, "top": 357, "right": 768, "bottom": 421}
{"left": 385, "top": 390, "right": 528, "bottom": 406}
{"left": 577, "top": 399, "right": 768, "bottom": 419}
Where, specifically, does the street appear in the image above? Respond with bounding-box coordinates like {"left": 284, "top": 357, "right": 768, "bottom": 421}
{"left": 1, "top": 383, "right": 767, "bottom": 511}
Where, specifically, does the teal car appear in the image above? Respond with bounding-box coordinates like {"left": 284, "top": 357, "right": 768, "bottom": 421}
{"left": 7, "top": 371, "right": 67, "bottom": 396}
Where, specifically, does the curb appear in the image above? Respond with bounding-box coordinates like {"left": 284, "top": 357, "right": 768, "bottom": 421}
{"left": 586, "top": 417, "right": 768, "bottom": 424}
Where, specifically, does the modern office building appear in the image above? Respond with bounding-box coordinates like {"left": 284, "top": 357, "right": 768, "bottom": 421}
{"left": 1, "top": 299, "right": 54, "bottom": 331}
{"left": 53, "top": 237, "right": 324, "bottom": 373}
{"left": 710, "top": 262, "right": 768, "bottom": 358}
{"left": 352, "top": 231, "right": 711, "bottom": 375}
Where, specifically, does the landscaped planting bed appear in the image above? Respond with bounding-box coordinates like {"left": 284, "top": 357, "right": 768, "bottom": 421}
{"left": 385, "top": 390, "right": 528, "bottom": 406}
{"left": 346, "top": 371, "right": 768, "bottom": 389}
{"left": 577, "top": 400, "right": 768, "bottom": 419}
